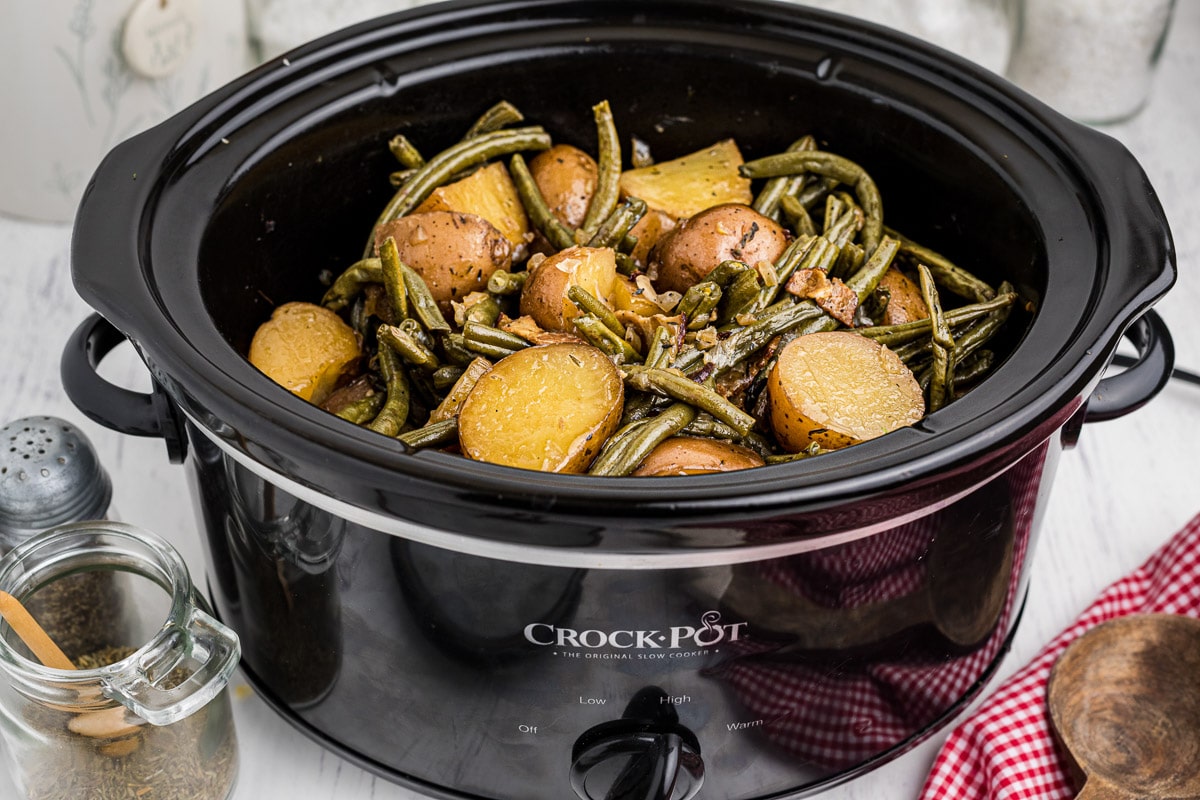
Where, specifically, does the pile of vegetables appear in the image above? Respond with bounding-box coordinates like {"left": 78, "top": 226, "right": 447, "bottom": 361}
{"left": 248, "top": 100, "right": 1018, "bottom": 476}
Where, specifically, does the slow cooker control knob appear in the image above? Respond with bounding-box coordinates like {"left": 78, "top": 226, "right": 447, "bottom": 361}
{"left": 570, "top": 687, "right": 704, "bottom": 800}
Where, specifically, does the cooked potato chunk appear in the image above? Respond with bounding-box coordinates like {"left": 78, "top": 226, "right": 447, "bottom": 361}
{"left": 875, "top": 267, "right": 930, "bottom": 325}
{"left": 627, "top": 207, "right": 677, "bottom": 270}
{"left": 618, "top": 139, "right": 752, "bottom": 220}
{"left": 652, "top": 203, "right": 789, "bottom": 293}
{"left": 458, "top": 343, "right": 623, "bottom": 472}
{"left": 375, "top": 211, "right": 512, "bottom": 310}
{"left": 768, "top": 331, "right": 924, "bottom": 451}
{"left": 519, "top": 245, "right": 617, "bottom": 332}
{"left": 528, "top": 144, "right": 599, "bottom": 229}
{"left": 413, "top": 162, "right": 531, "bottom": 251}
{"left": 633, "top": 436, "right": 765, "bottom": 476}
{"left": 249, "top": 302, "right": 360, "bottom": 404}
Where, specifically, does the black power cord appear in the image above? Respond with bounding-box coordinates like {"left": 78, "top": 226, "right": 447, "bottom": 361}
{"left": 1111, "top": 353, "right": 1200, "bottom": 388}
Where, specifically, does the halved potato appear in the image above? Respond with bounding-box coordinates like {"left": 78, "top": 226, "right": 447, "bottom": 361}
{"left": 768, "top": 331, "right": 924, "bottom": 451}
{"left": 518, "top": 245, "right": 617, "bottom": 332}
{"left": 249, "top": 302, "right": 360, "bottom": 405}
{"left": 458, "top": 343, "right": 624, "bottom": 473}
{"left": 633, "top": 436, "right": 764, "bottom": 476}
{"left": 618, "top": 139, "right": 752, "bottom": 220}
{"left": 413, "top": 161, "right": 530, "bottom": 250}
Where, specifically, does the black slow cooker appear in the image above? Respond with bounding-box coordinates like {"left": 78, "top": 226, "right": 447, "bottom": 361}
{"left": 62, "top": 1, "right": 1175, "bottom": 798}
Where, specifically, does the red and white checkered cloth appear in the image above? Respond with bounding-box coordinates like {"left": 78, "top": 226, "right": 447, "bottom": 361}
{"left": 920, "top": 511, "right": 1200, "bottom": 800}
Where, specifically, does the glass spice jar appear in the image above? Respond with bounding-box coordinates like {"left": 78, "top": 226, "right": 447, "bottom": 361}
{"left": 1006, "top": 0, "right": 1177, "bottom": 124}
{"left": 0, "top": 521, "right": 241, "bottom": 800}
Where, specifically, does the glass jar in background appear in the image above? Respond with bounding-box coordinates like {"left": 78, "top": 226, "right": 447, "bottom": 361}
{"left": 787, "top": 0, "right": 1019, "bottom": 75}
{"left": 0, "top": 522, "right": 241, "bottom": 800}
{"left": 246, "top": 0, "right": 421, "bottom": 61}
{"left": 1006, "top": 0, "right": 1177, "bottom": 124}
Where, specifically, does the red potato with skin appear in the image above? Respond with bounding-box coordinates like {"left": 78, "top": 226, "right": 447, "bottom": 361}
{"left": 633, "top": 436, "right": 765, "bottom": 476}
{"left": 652, "top": 203, "right": 790, "bottom": 294}
{"left": 375, "top": 211, "right": 512, "bottom": 310}
{"left": 528, "top": 143, "right": 599, "bottom": 229}
{"left": 518, "top": 245, "right": 618, "bottom": 332}
{"left": 768, "top": 331, "right": 925, "bottom": 451}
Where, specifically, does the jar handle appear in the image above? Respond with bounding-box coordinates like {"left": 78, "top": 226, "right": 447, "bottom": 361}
{"left": 101, "top": 604, "right": 241, "bottom": 726}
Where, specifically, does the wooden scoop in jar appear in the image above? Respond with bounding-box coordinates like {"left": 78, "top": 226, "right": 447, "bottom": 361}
{"left": 1047, "top": 613, "right": 1200, "bottom": 800}
{"left": 0, "top": 590, "right": 141, "bottom": 745}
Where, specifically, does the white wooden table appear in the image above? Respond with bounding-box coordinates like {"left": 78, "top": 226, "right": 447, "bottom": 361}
{"left": 1, "top": 4, "right": 1196, "bottom": 798}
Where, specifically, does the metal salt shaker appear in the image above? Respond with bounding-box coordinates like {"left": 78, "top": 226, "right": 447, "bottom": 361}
{"left": 0, "top": 416, "right": 121, "bottom": 656}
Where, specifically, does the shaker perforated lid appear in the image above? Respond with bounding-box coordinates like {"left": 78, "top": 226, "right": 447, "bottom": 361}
{"left": 0, "top": 416, "right": 112, "bottom": 542}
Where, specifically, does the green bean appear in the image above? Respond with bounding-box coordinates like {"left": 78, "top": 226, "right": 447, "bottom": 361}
{"left": 378, "top": 238, "right": 409, "bottom": 321}
{"left": 322, "top": 258, "right": 384, "bottom": 312}
{"left": 401, "top": 262, "right": 450, "bottom": 333}
{"left": 578, "top": 100, "right": 622, "bottom": 241}
{"left": 950, "top": 349, "right": 994, "bottom": 388}
{"left": 832, "top": 241, "right": 865, "bottom": 281}
{"left": 707, "top": 259, "right": 753, "bottom": 288}
{"left": 745, "top": 235, "right": 819, "bottom": 314}
{"left": 568, "top": 285, "right": 625, "bottom": 337}
{"left": 688, "top": 299, "right": 825, "bottom": 373}
{"left": 463, "top": 293, "right": 502, "bottom": 328}
{"left": 510, "top": 152, "right": 577, "bottom": 250}
{"left": 442, "top": 332, "right": 479, "bottom": 367}
{"left": 676, "top": 281, "right": 723, "bottom": 330}
{"left": 389, "top": 168, "right": 417, "bottom": 187}
{"left": 431, "top": 364, "right": 464, "bottom": 391}
{"left": 855, "top": 290, "right": 1018, "bottom": 346}
{"left": 752, "top": 136, "right": 815, "bottom": 218}
{"left": 740, "top": 150, "right": 883, "bottom": 256}
{"left": 720, "top": 268, "right": 765, "bottom": 324}
{"left": 462, "top": 320, "right": 530, "bottom": 355}
{"left": 335, "top": 393, "right": 384, "bottom": 425}
{"left": 573, "top": 314, "right": 640, "bottom": 362}
{"left": 586, "top": 196, "right": 647, "bottom": 250}
{"left": 588, "top": 402, "right": 696, "bottom": 477}
{"left": 643, "top": 326, "right": 675, "bottom": 370}
{"left": 614, "top": 251, "right": 639, "bottom": 276}
{"left": 764, "top": 444, "right": 826, "bottom": 463}
{"left": 779, "top": 193, "right": 816, "bottom": 236}
{"left": 844, "top": 235, "right": 900, "bottom": 301}
{"left": 487, "top": 268, "right": 528, "bottom": 295}
{"left": 822, "top": 193, "right": 846, "bottom": 235}
{"left": 680, "top": 413, "right": 744, "bottom": 441}
{"left": 464, "top": 100, "right": 524, "bottom": 138}
{"left": 794, "top": 175, "right": 839, "bottom": 210}
{"left": 430, "top": 356, "right": 492, "bottom": 423}
{"left": 368, "top": 342, "right": 411, "bottom": 436}
{"left": 388, "top": 135, "right": 425, "bottom": 169}
{"left": 622, "top": 366, "right": 756, "bottom": 436}
{"left": 397, "top": 418, "right": 459, "bottom": 450}
{"left": 886, "top": 226, "right": 995, "bottom": 302}
{"left": 366, "top": 126, "right": 551, "bottom": 256}
{"left": 918, "top": 264, "right": 955, "bottom": 412}
{"left": 379, "top": 323, "right": 440, "bottom": 373}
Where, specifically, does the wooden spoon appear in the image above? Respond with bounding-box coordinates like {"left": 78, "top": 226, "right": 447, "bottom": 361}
{"left": 0, "top": 589, "right": 141, "bottom": 745}
{"left": 1047, "top": 613, "right": 1200, "bottom": 800}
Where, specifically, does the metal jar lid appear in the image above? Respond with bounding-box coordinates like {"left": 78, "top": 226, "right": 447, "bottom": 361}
{"left": 0, "top": 416, "right": 112, "bottom": 543}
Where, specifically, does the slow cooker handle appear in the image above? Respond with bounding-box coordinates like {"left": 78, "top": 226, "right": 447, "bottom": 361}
{"left": 1084, "top": 309, "right": 1174, "bottom": 423}
{"left": 60, "top": 313, "right": 189, "bottom": 464}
